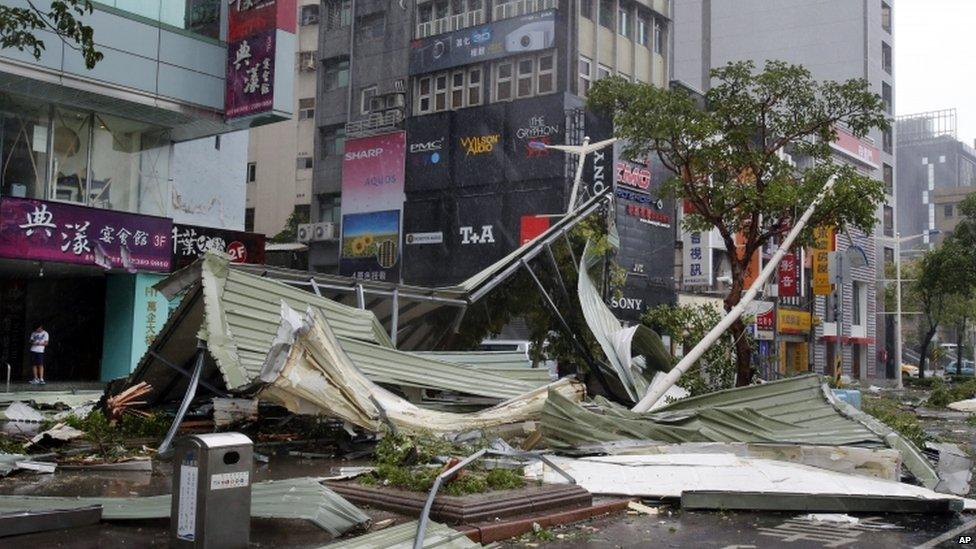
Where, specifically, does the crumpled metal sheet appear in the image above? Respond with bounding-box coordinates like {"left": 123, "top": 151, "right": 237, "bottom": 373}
{"left": 0, "top": 477, "right": 369, "bottom": 536}
{"left": 577, "top": 241, "right": 671, "bottom": 403}
{"left": 258, "top": 304, "right": 586, "bottom": 434}
{"left": 328, "top": 520, "right": 478, "bottom": 549}
{"left": 413, "top": 351, "right": 553, "bottom": 386}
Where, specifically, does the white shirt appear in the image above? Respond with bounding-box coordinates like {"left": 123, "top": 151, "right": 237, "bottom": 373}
{"left": 29, "top": 330, "right": 48, "bottom": 353}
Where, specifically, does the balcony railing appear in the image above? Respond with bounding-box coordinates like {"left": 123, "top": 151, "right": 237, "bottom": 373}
{"left": 492, "top": 0, "right": 558, "bottom": 21}
{"left": 345, "top": 109, "right": 404, "bottom": 138}
{"left": 416, "top": 9, "right": 487, "bottom": 39}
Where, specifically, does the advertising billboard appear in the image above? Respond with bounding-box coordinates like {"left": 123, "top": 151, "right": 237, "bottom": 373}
{"left": 339, "top": 132, "right": 406, "bottom": 281}
{"left": 452, "top": 104, "right": 507, "bottom": 186}
{"left": 226, "top": 30, "right": 277, "bottom": 119}
{"left": 171, "top": 223, "right": 266, "bottom": 270}
{"left": 409, "top": 10, "right": 556, "bottom": 75}
{"left": 225, "top": 0, "right": 296, "bottom": 121}
{"left": 777, "top": 250, "right": 799, "bottom": 297}
{"left": 506, "top": 96, "right": 566, "bottom": 181}
{"left": 405, "top": 112, "right": 452, "bottom": 192}
{"left": 0, "top": 197, "right": 172, "bottom": 272}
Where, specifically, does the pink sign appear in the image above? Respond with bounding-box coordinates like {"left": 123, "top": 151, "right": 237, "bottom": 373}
{"left": 225, "top": 30, "right": 276, "bottom": 119}
{"left": 0, "top": 197, "right": 172, "bottom": 272}
{"left": 834, "top": 127, "right": 879, "bottom": 167}
{"left": 778, "top": 251, "right": 798, "bottom": 297}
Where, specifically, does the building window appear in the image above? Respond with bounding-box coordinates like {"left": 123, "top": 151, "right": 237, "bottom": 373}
{"left": 246, "top": 162, "right": 256, "bottom": 183}
{"left": 881, "top": 2, "right": 892, "bottom": 33}
{"left": 414, "top": 67, "right": 482, "bottom": 114}
{"left": 297, "top": 156, "right": 313, "bottom": 170}
{"left": 945, "top": 204, "right": 954, "bottom": 218}
{"left": 852, "top": 282, "right": 866, "bottom": 327}
{"left": 882, "top": 127, "right": 892, "bottom": 154}
{"left": 321, "top": 126, "right": 346, "bottom": 158}
{"left": 637, "top": 14, "right": 649, "bottom": 46}
{"left": 318, "top": 194, "right": 341, "bottom": 224}
{"left": 581, "top": 0, "right": 592, "bottom": 20}
{"left": 360, "top": 85, "right": 377, "bottom": 114}
{"left": 495, "top": 60, "right": 513, "bottom": 101}
{"left": 298, "top": 98, "right": 315, "bottom": 120}
{"left": 451, "top": 70, "right": 466, "bottom": 109}
{"left": 883, "top": 163, "right": 893, "bottom": 195}
{"left": 579, "top": 56, "right": 592, "bottom": 96}
{"left": 884, "top": 246, "right": 894, "bottom": 266}
{"left": 434, "top": 73, "right": 448, "bottom": 110}
{"left": 417, "top": 76, "right": 432, "bottom": 113}
{"left": 537, "top": 53, "right": 555, "bottom": 94}
{"left": 883, "top": 205, "right": 893, "bottom": 237}
{"left": 597, "top": 64, "right": 612, "bottom": 80}
{"left": 323, "top": 58, "right": 350, "bottom": 91}
{"left": 516, "top": 57, "right": 534, "bottom": 98}
{"left": 654, "top": 18, "right": 665, "bottom": 54}
{"left": 245, "top": 208, "right": 255, "bottom": 232}
{"left": 298, "top": 51, "right": 316, "bottom": 71}
{"left": 300, "top": 4, "right": 320, "bottom": 25}
{"left": 598, "top": 0, "right": 614, "bottom": 29}
{"left": 881, "top": 42, "right": 892, "bottom": 74}
{"left": 882, "top": 82, "right": 892, "bottom": 114}
{"left": 468, "top": 67, "right": 482, "bottom": 106}
{"left": 326, "top": 0, "right": 351, "bottom": 29}
{"left": 617, "top": 5, "right": 630, "bottom": 37}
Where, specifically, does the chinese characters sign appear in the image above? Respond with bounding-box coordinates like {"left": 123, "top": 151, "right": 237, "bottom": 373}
{"left": 171, "top": 223, "right": 266, "bottom": 270}
{"left": 682, "top": 229, "right": 712, "bottom": 286}
{"left": 778, "top": 251, "right": 799, "bottom": 297}
{"left": 225, "top": 0, "right": 296, "bottom": 121}
{"left": 0, "top": 197, "right": 172, "bottom": 272}
{"left": 812, "top": 226, "right": 835, "bottom": 295}
{"left": 778, "top": 308, "right": 812, "bottom": 334}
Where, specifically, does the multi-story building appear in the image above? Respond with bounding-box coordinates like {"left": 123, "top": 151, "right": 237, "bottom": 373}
{"left": 933, "top": 187, "right": 976, "bottom": 245}
{"left": 245, "top": 0, "right": 322, "bottom": 238}
{"left": 896, "top": 109, "right": 976, "bottom": 251}
{"left": 0, "top": 1, "right": 294, "bottom": 382}
{"left": 673, "top": 0, "right": 896, "bottom": 380}
{"left": 313, "top": 0, "right": 676, "bottom": 321}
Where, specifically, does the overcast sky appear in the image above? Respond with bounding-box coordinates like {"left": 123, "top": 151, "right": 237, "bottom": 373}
{"left": 895, "top": 0, "right": 976, "bottom": 146}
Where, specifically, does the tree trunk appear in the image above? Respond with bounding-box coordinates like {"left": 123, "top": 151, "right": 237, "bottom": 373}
{"left": 919, "top": 326, "right": 937, "bottom": 380}
{"left": 724, "top": 276, "right": 753, "bottom": 386}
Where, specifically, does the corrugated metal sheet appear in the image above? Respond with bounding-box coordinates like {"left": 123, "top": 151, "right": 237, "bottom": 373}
{"left": 328, "top": 520, "right": 479, "bottom": 549}
{"left": 413, "top": 351, "right": 553, "bottom": 386}
{"left": 0, "top": 478, "right": 370, "bottom": 536}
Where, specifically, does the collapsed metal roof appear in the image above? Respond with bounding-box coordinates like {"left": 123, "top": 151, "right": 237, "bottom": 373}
{"left": 540, "top": 374, "right": 940, "bottom": 489}
{"left": 412, "top": 351, "right": 552, "bottom": 385}
{"left": 327, "top": 520, "right": 479, "bottom": 549}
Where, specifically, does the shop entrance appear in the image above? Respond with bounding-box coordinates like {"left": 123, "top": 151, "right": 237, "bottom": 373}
{"left": 0, "top": 260, "right": 105, "bottom": 382}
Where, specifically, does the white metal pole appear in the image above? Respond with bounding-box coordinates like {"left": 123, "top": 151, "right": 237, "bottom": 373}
{"left": 633, "top": 175, "right": 838, "bottom": 412}
{"left": 894, "top": 231, "right": 903, "bottom": 389}
{"left": 567, "top": 136, "right": 590, "bottom": 212}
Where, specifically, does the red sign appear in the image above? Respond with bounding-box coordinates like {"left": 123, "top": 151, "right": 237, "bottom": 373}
{"left": 778, "top": 251, "right": 798, "bottom": 297}
{"left": 228, "top": 0, "right": 296, "bottom": 42}
{"left": 757, "top": 308, "right": 775, "bottom": 331}
{"left": 520, "top": 215, "right": 550, "bottom": 245}
{"left": 833, "top": 126, "right": 879, "bottom": 167}
{"left": 616, "top": 161, "right": 652, "bottom": 191}
{"left": 625, "top": 204, "right": 671, "bottom": 227}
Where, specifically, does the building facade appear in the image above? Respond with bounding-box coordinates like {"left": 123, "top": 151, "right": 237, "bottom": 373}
{"left": 0, "top": 1, "right": 291, "bottom": 382}
{"left": 245, "top": 0, "right": 322, "bottom": 238}
{"left": 312, "top": 0, "right": 676, "bottom": 320}
{"left": 673, "top": 0, "right": 896, "bottom": 380}
{"left": 896, "top": 109, "right": 976, "bottom": 251}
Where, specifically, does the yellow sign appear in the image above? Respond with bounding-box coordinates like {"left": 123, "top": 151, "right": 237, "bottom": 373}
{"left": 778, "top": 309, "right": 812, "bottom": 334}
{"left": 811, "top": 226, "right": 834, "bottom": 295}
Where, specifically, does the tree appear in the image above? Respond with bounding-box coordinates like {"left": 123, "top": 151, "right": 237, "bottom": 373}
{"left": 913, "top": 240, "right": 974, "bottom": 378}
{"left": 270, "top": 208, "right": 310, "bottom": 243}
{"left": 588, "top": 60, "right": 888, "bottom": 385}
{"left": 0, "top": 1, "right": 102, "bottom": 69}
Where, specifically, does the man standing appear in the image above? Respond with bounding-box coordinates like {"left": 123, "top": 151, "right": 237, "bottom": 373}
{"left": 28, "top": 324, "right": 49, "bottom": 385}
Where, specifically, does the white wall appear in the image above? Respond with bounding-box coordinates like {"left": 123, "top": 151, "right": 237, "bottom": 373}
{"left": 169, "top": 131, "right": 248, "bottom": 230}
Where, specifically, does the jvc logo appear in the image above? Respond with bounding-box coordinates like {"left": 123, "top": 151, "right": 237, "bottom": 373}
{"left": 459, "top": 225, "right": 495, "bottom": 244}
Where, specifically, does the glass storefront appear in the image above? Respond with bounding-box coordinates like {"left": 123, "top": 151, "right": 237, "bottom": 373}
{"left": 0, "top": 93, "right": 173, "bottom": 218}
{"left": 99, "top": 0, "right": 221, "bottom": 40}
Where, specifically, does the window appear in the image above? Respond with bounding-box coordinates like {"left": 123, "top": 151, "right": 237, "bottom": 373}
{"left": 883, "top": 205, "right": 893, "bottom": 237}
{"left": 597, "top": 64, "right": 612, "bottom": 80}
{"left": 300, "top": 4, "right": 320, "bottom": 26}
{"left": 321, "top": 126, "right": 346, "bottom": 158}
{"left": 297, "top": 156, "right": 313, "bottom": 170}
{"left": 495, "top": 61, "right": 513, "bottom": 101}
{"left": 852, "top": 282, "right": 865, "bottom": 326}
{"left": 581, "top": 0, "right": 592, "bottom": 20}
{"left": 318, "top": 194, "right": 341, "bottom": 224}
{"left": 881, "top": 2, "right": 892, "bottom": 33}
{"left": 598, "top": 0, "right": 614, "bottom": 29}
{"left": 323, "top": 58, "right": 350, "bottom": 91}
{"left": 360, "top": 85, "right": 377, "bottom": 115}
{"left": 467, "top": 67, "right": 482, "bottom": 106}
{"left": 637, "top": 15, "right": 649, "bottom": 46}
{"left": 884, "top": 247, "right": 894, "bottom": 266}
{"left": 516, "top": 58, "right": 534, "bottom": 98}
{"left": 882, "top": 127, "right": 892, "bottom": 154}
{"left": 451, "top": 70, "right": 466, "bottom": 108}
{"left": 326, "top": 0, "right": 351, "bottom": 29}
{"left": 244, "top": 208, "right": 255, "bottom": 232}
{"left": 945, "top": 204, "right": 954, "bottom": 218}
{"left": 434, "top": 73, "right": 448, "bottom": 111}
{"left": 246, "top": 162, "right": 256, "bottom": 183}
{"left": 414, "top": 67, "right": 482, "bottom": 114}
{"left": 298, "top": 51, "right": 316, "bottom": 71}
{"left": 617, "top": 6, "right": 630, "bottom": 37}
{"left": 882, "top": 81, "right": 892, "bottom": 114}
{"left": 579, "top": 56, "right": 592, "bottom": 96}
{"left": 881, "top": 42, "right": 892, "bottom": 74}
{"left": 883, "top": 163, "right": 893, "bottom": 195}
{"left": 654, "top": 18, "right": 665, "bottom": 54}
{"left": 537, "top": 53, "right": 555, "bottom": 94}
{"left": 298, "top": 98, "right": 315, "bottom": 120}
{"left": 417, "top": 76, "right": 432, "bottom": 113}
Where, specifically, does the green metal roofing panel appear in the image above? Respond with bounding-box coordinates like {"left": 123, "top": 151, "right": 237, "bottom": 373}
{"left": 413, "top": 351, "right": 553, "bottom": 386}
{"left": 328, "top": 520, "right": 480, "bottom": 548}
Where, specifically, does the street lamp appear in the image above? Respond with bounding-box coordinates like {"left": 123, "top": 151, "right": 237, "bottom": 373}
{"left": 528, "top": 136, "right": 617, "bottom": 213}
{"left": 884, "top": 230, "right": 940, "bottom": 389}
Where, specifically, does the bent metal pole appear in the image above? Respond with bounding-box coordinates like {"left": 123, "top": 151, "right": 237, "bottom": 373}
{"left": 632, "top": 175, "right": 838, "bottom": 413}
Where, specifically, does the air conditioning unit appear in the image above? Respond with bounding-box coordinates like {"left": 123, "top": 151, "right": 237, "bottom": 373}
{"left": 369, "top": 96, "right": 386, "bottom": 112}
{"left": 385, "top": 93, "right": 406, "bottom": 109}
{"left": 301, "top": 57, "right": 316, "bottom": 71}
{"left": 297, "top": 223, "right": 313, "bottom": 243}
{"left": 312, "top": 222, "right": 337, "bottom": 242}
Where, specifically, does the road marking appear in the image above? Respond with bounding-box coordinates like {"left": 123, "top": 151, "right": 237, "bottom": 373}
{"left": 915, "top": 517, "right": 976, "bottom": 549}
{"left": 758, "top": 516, "right": 899, "bottom": 547}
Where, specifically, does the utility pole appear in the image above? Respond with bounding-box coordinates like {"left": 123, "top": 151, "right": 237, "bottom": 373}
{"left": 894, "top": 232, "right": 903, "bottom": 389}
{"left": 834, "top": 252, "right": 845, "bottom": 381}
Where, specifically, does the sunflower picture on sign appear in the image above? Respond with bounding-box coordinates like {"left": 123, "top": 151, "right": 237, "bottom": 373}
{"left": 340, "top": 210, "right": 400, "bottom": 262}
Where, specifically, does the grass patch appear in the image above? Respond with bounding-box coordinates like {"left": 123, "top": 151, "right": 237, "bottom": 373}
{"left": 0, "top": 435, "right": 25, "bottom": 454}
{"left": 967, "top": 415, "right": 976, "bottom": 427}
{"left": 862, "top": 396, "right": 929, "bottom": 449}
{"left": 926, "top": 379, "right": 976, "bottom": 408}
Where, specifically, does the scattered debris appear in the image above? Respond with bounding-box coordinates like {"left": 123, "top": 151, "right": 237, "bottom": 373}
{"left": 0, "top": 505, "right": 102, "bottom": 538}
{"left": 2, "top": 402, "right": 44, "bottom": 423}
{"left": 323, "top": 466, "right": 375, "bottom": 481}
{"left": 58, "top": 459, "right": 152, "bottom": 472}
{"left": 105, "top": 382, "right": 153, "bottom": 421}
{"left": 328, "top": 519, "right": 478, "bottom": 548}
{"left": 27, "top": 423, "right": 85, "bottom": 449}
{"left": 926, "top": 442, "right": 974, "bottom": 496}
{"left": 627, "top": 501, "right": 660, "bottom": 515}
{"left": 948, "top": 398, "right": 976, "bottom": 413}
{"left": 12, "top": 460, "right": 56, "bottom": 474}
{"left": 213, "top": 397, "right": 259, "bottom": 427}
{"left": 800, "top": 513, "right": 861, "bottom": 525}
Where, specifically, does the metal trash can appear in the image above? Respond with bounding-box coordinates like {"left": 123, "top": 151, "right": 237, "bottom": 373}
{"left": 170, "top": 432, "right": 253, "bottom": 548}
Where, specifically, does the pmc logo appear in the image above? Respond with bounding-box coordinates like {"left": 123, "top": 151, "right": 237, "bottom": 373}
{"left": 459, "top": 134, "right": 499, "bottom": 156}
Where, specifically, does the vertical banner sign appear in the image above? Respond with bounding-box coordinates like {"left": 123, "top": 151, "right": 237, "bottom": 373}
{"left": 753, "top": 301, "right": 775, "bottom": 341}
{"left": 812, "top": 226, "right": 835, "bottom": 295}
{"left": 340, "top": 132, "right": 406, "bottom": 281}
{"left": 682, "top": 229, "right": 712, "bottom": 286}
{"left": 226, "top": 0, "right": 296, "bottom": 121}
{"left": 778, "top": 251, "right": 798, "bottom": 297}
